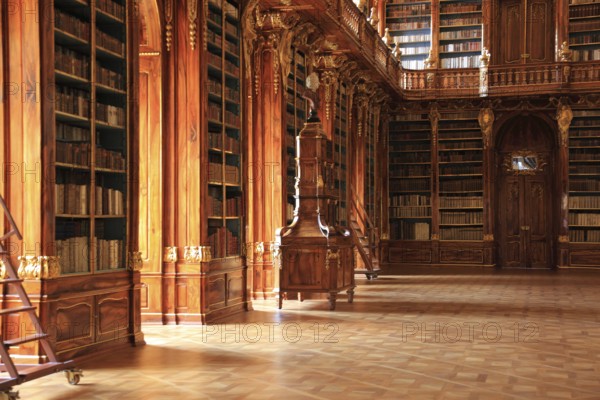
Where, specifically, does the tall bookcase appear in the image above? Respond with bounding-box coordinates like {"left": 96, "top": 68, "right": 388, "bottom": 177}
{"left": 389, "top": 113, "right": 432, "bottom": 240}
{"left": 206, "top": 0, "right": 243, "bottom": 258}
{"left": 334, "top": 82, "right": 350, "bottom": 226}
{"left": 568, "top": 0, "right": 600, "bottom": 62}
{"left": 51, "top": 0, "right": 129, "bottom": 274}
{"left": 284, "top": 48, "right": 308, "bottom": 224}
{"left": 438, "top": 111, "right": 483, "bottom": 240}
{"left": 365, "top": 111, "right": 377, "bottom": 222}
{"left": 386, "top": 0, "right": 432, "bottom": 70}
{"left": 439, "top": 0, "right": 483, "bottom": 68}
{"left": 568, "top": 108, "right": 600, "bottom": 242}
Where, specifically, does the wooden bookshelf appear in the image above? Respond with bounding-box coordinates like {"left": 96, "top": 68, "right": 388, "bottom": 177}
{"left": 284, "top": 48, "right": 308, "bottom": 224}
{"left": 569, "top": 0, "right": 600, "bottom": 62}
{"left": 206, "top": 0, "right": 243, "bottom": 258}
{"left": 386, "top": 0, "right": 432, "bottom": 70}
{"left": 334, "top": 82, "right": 350, "bottom": 226}
{"left": 569, "top": 108, "right": 600, "bottom": 242}
{"left": 439, "top": 0, "right": 482, "bottom": 68}
{"left": 389, "top": 113, "right": 432, "bottom": 240}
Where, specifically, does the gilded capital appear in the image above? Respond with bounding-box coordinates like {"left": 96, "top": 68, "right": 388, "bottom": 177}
{"left": 127, "top": 251, "right": 144, "bottom": 272}
{"left": 18, "top": 255, "right": 61, "bottom": 280}
{"left": 163, "top": 246, "right": 178, "bottom": 263}
{"left": 183, "top": 246, "right": 212, "bottom": 263}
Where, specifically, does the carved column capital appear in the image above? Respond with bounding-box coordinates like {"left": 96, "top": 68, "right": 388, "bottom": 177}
{"left": 18, "top": 256, "right": 61, "bottom": 280}
{"left": 163, "top": 246, "right": 178, "bottom": 263}
{"left": 183, "top": 246, "right": 212, "bottom": 263}
{"left": 127, "top": 251, "right": 144, "bottom": 271}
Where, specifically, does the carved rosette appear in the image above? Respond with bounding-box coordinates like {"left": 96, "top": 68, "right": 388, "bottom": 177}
{"left": 478, "top": 108, "right": 494, "bottom": 149}
{"left": 557, "top": 101, "right": 573, "bottom": 147}
{"left": 127, "top": 251, "right": 144, "bottom": 272}
{"left": 183, "top": 246, "right": 212, "bottom": 263}
{"left": 163, "top": 246, "right": 178, "bottom": 263}
{"left": 325, "top": 248, "right": 341, "bottom": 270}
{"left": 18, "top": 256, "right": 61, "bottom": 280}
{"left": 188, "top": 0, "right": 198, "bottom": 50}
{"left": 164, "top": 0, "right": 173, "bottom": 51}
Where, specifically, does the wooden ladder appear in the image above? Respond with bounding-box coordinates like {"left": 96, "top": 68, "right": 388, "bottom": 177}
{"left": 0, "top": 195, "right": 82, "bottom": 399}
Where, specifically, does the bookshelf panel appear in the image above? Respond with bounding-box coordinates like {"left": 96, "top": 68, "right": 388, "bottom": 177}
{"left": 386, "top": 0, "right": 432, "bottom": 70}
{"left": 569, "top": 0, "right": 600, "bottom": 62}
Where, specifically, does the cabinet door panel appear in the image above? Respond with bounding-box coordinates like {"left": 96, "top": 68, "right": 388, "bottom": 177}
{"left": 97, "top": 292, "right": 130, "bottom": 343}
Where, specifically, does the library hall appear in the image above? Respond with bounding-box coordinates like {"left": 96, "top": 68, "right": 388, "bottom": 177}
{"left": 1, "top": 0, "right": 600, "bottom": 398}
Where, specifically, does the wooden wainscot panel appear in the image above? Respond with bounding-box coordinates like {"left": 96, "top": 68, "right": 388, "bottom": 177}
{"left": 569, "top": 250, "right": 600, "bottom": 267}
{"left": 227, "top": 270, "right": 244, "bottom": 306}
{"left": 389, "top": 246, "right": 433, "bottom": 264}
{"left": 281, "top": 248, "right": 327, "bottom": 290}
{"left": 51, "top": 296, "right": 95, "bottom": 354}
{"left": 207, "top": 274, "right": 226, "bottom": 310}
{"left": 96, "top": 292, "right": 130, "bottom": 343}
{"left": 440, "top": 248, "right": 484, "bottom": 264}
{"left": 140, "top": 274, "right": 164, "bottom": 323}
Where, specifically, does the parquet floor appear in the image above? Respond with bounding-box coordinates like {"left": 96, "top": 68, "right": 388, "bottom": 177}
{"left": 16, "top": 268, "right": 600, "bottom": 399}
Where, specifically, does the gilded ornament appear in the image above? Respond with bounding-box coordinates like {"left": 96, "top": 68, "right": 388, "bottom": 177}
{"left": 325, "top": 248, "right": 341, "bottom": 270}
{"left": 127, "top": 251, "right": 144, "bottom": 272}
{"left": 165, "top": 0, "right": 173, "bottom": 51}
{"left": 18, "top": 255, "right": 61, "bottom": 280}
{"left": 163, "top": 246, "right": 178, "bottom": 263}
{"left": 478, "top": 108, "right": 494, "bottom": 149}
{"left": 188, "top": 0, "right": 198, "bottom": 50}
{"left": 556, "top": 101, "right": 572, "bottom": 147}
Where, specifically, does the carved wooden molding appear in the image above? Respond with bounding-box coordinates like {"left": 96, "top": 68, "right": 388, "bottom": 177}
{"left": 188, "top": 0, "right": 198, "bottom": 50}
{"left": 483, "top": 234, "right": 494, "bottom": 241}
{"left": 556, "top": 100, "right": 573, "bottom": 147}
{"left": 163, "top": 246, "right": 178, "bottom": 263}
{"left": 503, "top": 151, "right": 548, "bottom": 175}
{"left": 558, "top": 235, "right": 569, "bottom": 243}
{"left": 18, "top": 256, "right": 60, "bottom": 280}
{"left": 0, "top": 260, "right": 7, "bottom": 279}
{"left": 478, "top": 107, "right": 494, "bottom": 149}
{"left": 325, "top": 248, "right": 341, "bottom": 270}
{"left": 183, "top": 246, "right": 212, "bottom": 263}
{"left": 164, "top": 0, "right": 173, "bottom": 51}
{"left": 127, "top": 251, "right": 144, "bottom": 271}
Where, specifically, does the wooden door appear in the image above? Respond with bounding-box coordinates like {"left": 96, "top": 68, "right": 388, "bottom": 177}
{"left": 499, "top": 172, "right": 551, "bottom": 268}
{"left": 496, "top": 0, "right": 554, "bottom": 64}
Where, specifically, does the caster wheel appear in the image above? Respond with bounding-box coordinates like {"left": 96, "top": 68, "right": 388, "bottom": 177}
{"left": 0, "top": 390, "right": 19, "bottom": 400}
{"left": 65, "top": 369, "right": 83, "bottom": 385}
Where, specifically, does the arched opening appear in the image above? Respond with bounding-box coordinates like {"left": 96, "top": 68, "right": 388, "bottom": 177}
{"left": 494, "top": 114, "right": 557, "bottom": 268}
{"left": 138, "top": 0, "right": 163, "bottom": 322}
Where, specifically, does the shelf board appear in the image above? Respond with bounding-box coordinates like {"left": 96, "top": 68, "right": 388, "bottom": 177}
{"left": 95, "top": 8, "right": 124, "bottom": 25}
{"left": 569, "top": 15, "right": 600, "bottom": 21}
{"left": 439, "top": 160, "right": 483, "bottom": 164}
{"left": 439, "top": 49, "right": 482, "bottom": 55}
{"left": 439, "top": 190, "right": 483, "bottom": 194}
{"left": 440, "top": 10, "right": 482, "bottom": 16}
{"left": 390, "top": 149, "right": 431, "bottom": 153}
{"left": 390, "top": 175, "right": 430, "bottom": 179}
{"left": 390, "top": 216, "right": 432, "bottom": 219}
{"left": 55, "top": 70, "right": 90, "bottom": 87}
{"left": 96, "top": 83, "right": 126, "bottom": 96}
{"left": 440, "top": 36, "right": 482, "bottom": 42}
{"left": 55, "top": 162, "right": 90, "bottom": 171}
{"left": 570, "top": 27, "right": 600, "bottom": 34}
{"left": 439, "top": 174, "right": 483, "bottom": 177}
{"left": 440, "top": 23, "right": 482, "bottom": 29}
{"left": 56, "top": 111, "right": 90, "bottom": 125}
{"left": 387, "top": 15, "right": 431, "bottom": 20}
{"left": 56, "top": 214, "right": 90, "bottom": 219}
{"left": 569, "top": 225, "right": 600, "bottom": 228}
{"left": 96, "top": 167, "right": 126, "bottom": 174}
{"left": 439, "top": 223, "right": 483, "bottom": 226}
{"left": 569, "top": 1, "right": 600, "bottom": 6}
{"left": 96, "top": 46, "right": 125, "bottom": 60}
{"left": 54, "top": 28, "right": 89, "bottom": 48}
{"left": 389, "top": 162, "right": 431, "bottom": 165}
{"left": 96, "top": 121, "right": 126, "bottom": 131}
{"left": 439, "top": 206, "right": 483, "bottom": 210}
{"left": 439, "top": 148, "right": 482, "bottom": 151}
{"left": 388, "top": 27, "right": 432, "bottom": 33}
{"left": 96, "top": 215, "right": 126, "bottom": 219}
{"left": 569, "top": 208, "right": 600, "bottom": 211}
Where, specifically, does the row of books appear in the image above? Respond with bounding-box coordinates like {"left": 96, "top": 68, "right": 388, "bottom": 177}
{"left": 440, "top": 211, "right": 483, "bottom": 224}
{"left": 570, "top": 21, "right": 600, "bottom": 32}
{"left": 208, "top": 195, "right": 242, "bottom": 216}
{"left": 390, "top": 194, "right": 431, "bottom": 206}
{"left": 572, "top": 119, "right": 600, "bottom": 126}
{"left": 391, "top": 220, "right": 430, "bottom": 240}
{"left": 401, "top": 46, "right": 431, "bottom": 55}
{"left": 440, "top": 16, "right": 482, "bottom": 26}
{"left": 440, "top": 29, "right": 481, "bottom": 40}
{"left": 571, "top": 129, "right": 600, "bottom": 137}
{"left": 390, "top": 179, "right": 430, "bottom": 191}
{"left": 225, "top": 21, "right": 239, "bottom": 36}
{"left": 570, "top": 33, "right": 600, "bottom": 45}
{"left": 56, "top": 86, "right": 90, "bottom": 117}
{"left": 439, "top": 152, "right": 483, "bottom": 162}
{"left": 440, "top": 55, "right": 480, "bottom": 69}
{"left": 56, "top": 45, "right": 89, "bottom": 79}
{"left": 570, "top": 150, "right": 600, "bottom": 160}
{"left": 440, "top": 164, "right": 482, "bottom": 175}
{"left": 224, "top": 1, "right": 239, "bottom": 19}
{"left": 96, "top": 147, "right": 126, "bottom": 170}
{"left": 391, "top": 155, "right": 431, "bottom": 164}
{"left": 441, "top": 3, "right": 481, "bottom": 13}
{"left": 390, "top": 165, "right": 431, "bottom": 177}
{"left": 390, "top": 143, "right": 430, "bottom": 151}
{"left": 208, "top": 163, "right": 240, "bottom": 184}
{"left": 569, "top": 213, "right": 600, "bottom": 225}
{"left": 96, "top": 239, "right": 124, "bottom": 270}
{"left": 57, "top": 142, "right": 91, "bottom": 166}
{"left": 207, "top": 227, "right": 240, "bottom": 259}
{"left": 440, "top": 140, "right": 481, "bottom": 149}
{"left": 569, "top": 230, "right": 600, "bottom": 242}
{"left": 570, "top": 179, "right": 600, "bottom": 191}
{"left": 440, "top": 42, "right": 482, "bottom": 52}
{"left": 96, "top": 186, "right": 125, "bottom": 215}
{"left": 286, "top": 202, "right": 295, "bottom": 222}
{"left": 390, "top": 206, "right": 432, "bottom": 218}
{"left": 96, "top": 29, "right": 124, "bottom": 56}
{"left": 57, "top": 123, "right": 90, "bottom": 141}
{"left": 573, "top": 110, "right": 600, "bottom": 117}
{"left": 387, "top": 5, "right": 431, "bottom": 18}
{"left": 208, "top": 78, "right": 222, "bottom": 96}
{"left": 97, "top": 0, "right": 126, "bottom": 21}
{"left": 389, "top": 22, "right": 431, "bottom": 31}
{"left": 225, "top": 86, "right": 239, "bottom": 102}
{"left": 55, "top": 9, "right": 90, "bottom": 41}
{"left": 569, "top": 4, "right": 600, "bottom": 17}
{"left": 56, "top": 184, "right": 89, "bottom": 215}
{"left": 225, "top": 40, "right": 239, "bottom": 55}
{"left": 225, "top": 110, "right": 241, "bottom": 127}
{"left": 56, "top": 236, "right": 89, "bottom": 274}
{"left": 208, "top": 102, "right": 223, "bottom": 121}
{"left": 440, "top": 179, "right": 483, "bottom": 192}
{"left": 402, "top": 59, "right": 426, "bottom": 69}
{"left": 97, "top": 64, "right": 125, "bottom": 90}
{"left": 394, "top": 34, "right": 431, "bottom": 43}
{"left": 96, "top": 103, "right": 126, "bottom": 126}
{"left": 210, "top": 132, "right": 241, "bottom": 153}
{"left": 570, "top": 0, "right": 600, "bottom": 4}
{"left": 207, "top": 30, "right": 223, "bottom": 48}
{"left": 440, "top": 227, "right": 483, "bottom": 240}
{"left": 387, "top": 0, "right": 432, "bottom": 4}
{"left": 572, "top": 49, "right": 600, "bottom": 62}
{"left": 440, "top": 196, "right": 483, "bottom": 208}
{"left": 570, "top": 138, "right": 600, "bottom": 146}
{"left": 570, "top": 165, "right": 600, "bottom": 174}
{"left": 209, "top": 10, "right": 222, "bottom": 25}
{"left": 225, "top": 59, "right": 240, "bottom": 76}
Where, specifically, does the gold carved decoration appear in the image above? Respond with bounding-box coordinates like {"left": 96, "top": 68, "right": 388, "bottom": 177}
{"left": 127, "top": 251, "right": 144, "bottom": 272}
{"left": 320, "top": 70, "right": 339, "bottom": 121}
{"left": 183, "top": 246, "right": 212, "bottom": 263}
{"left": 483, "top": 234, "right": 494, "bottom": 241}
{"left": 0, "top": 260, "right": 8, "bottom": 279}
{"left": 18, "top": 256, "right": 60, "bottom": 280}
{"left": 203, "top": 0, "right": 209, "bottom": 50}
{"left": 325, "top": 248, "right": 341, "bottom": 270}
{"left": 188, "top": 0, "right": 198, "bottom": 50}
{"left": 368, "top": 7, "right": 379, "bottom": 26}
{"left": 503, "top": 151, "right": 547, "bottom": 175}
{"left": 163, "top": 247, "right": 178, "bottom": 263}
{"left": 479, "top": 47, "right": 490, "bottom": 97}
{"left": 242, "top": 0, "right": 259, "bottom": 89}
{"left": 165, "top": 0, "right": 173, "bottom": 51}
{"left": 381, "top": 233, "right": 389, "bottom": 240}
{"left": 558, "top": 235, "right": 569, "bottom": 243}
{"left": 478, "top": 108, "right": 494, "bottom": 149}
{"left": 431, "top": 233, "right": 440, "bottom": 240}
{"left": 383, "top": 28, "right": 393, "bottom": 48}
{"left": 559, "top": 41, "right": 572, "bottom": 62}
{"left": 255, "top": 242, "right": 265, "bottom": 262}
{"left": 557, "top": 100, "right": 573, "bottom": 147}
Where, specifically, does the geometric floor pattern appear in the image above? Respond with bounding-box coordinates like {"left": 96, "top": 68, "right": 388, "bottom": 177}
{"left": 14, "top": 267, "right": 600, "bottom": 399}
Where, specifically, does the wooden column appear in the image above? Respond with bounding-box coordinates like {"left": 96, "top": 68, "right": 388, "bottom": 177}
{"left": 379, "top": 107, "right": 390, "bottom": 252}
{"left": 430, "top": 0, "right": 440, "bottom": 69}
{"left": 556, "top": 0, "right": 569, "bottom": 58}
{"left": 557, "top": 100, "right": 572, "bottom": 267}
{"left": 429, "top": 104, "right": 440, "bottom": 262}
{"left": 479, "top": 106, "right": 496, "bottom": 266}
{"left": 482, "top": 0, "right": 492, "bottom": 53}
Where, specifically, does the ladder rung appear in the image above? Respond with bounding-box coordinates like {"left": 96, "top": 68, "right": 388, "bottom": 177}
{"left": 0, "top": 279, "right": 24, "bottom": 285}
{"left": 15, "top": 362, "right": 65, "bottom": 383}
{"left": 0, "top": 306, "right": 36, "bottom": 316}
{"left": 3, "top": 334, "right": 48, "bottom": 347}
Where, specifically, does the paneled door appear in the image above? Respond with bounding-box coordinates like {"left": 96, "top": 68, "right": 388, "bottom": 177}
{"left": 497, "top": 155, "right": 553, "bottom": 268}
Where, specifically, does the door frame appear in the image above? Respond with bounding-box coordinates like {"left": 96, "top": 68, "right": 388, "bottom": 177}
{"left": 493, "top": 112, "right": 560, "bottom": 269}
